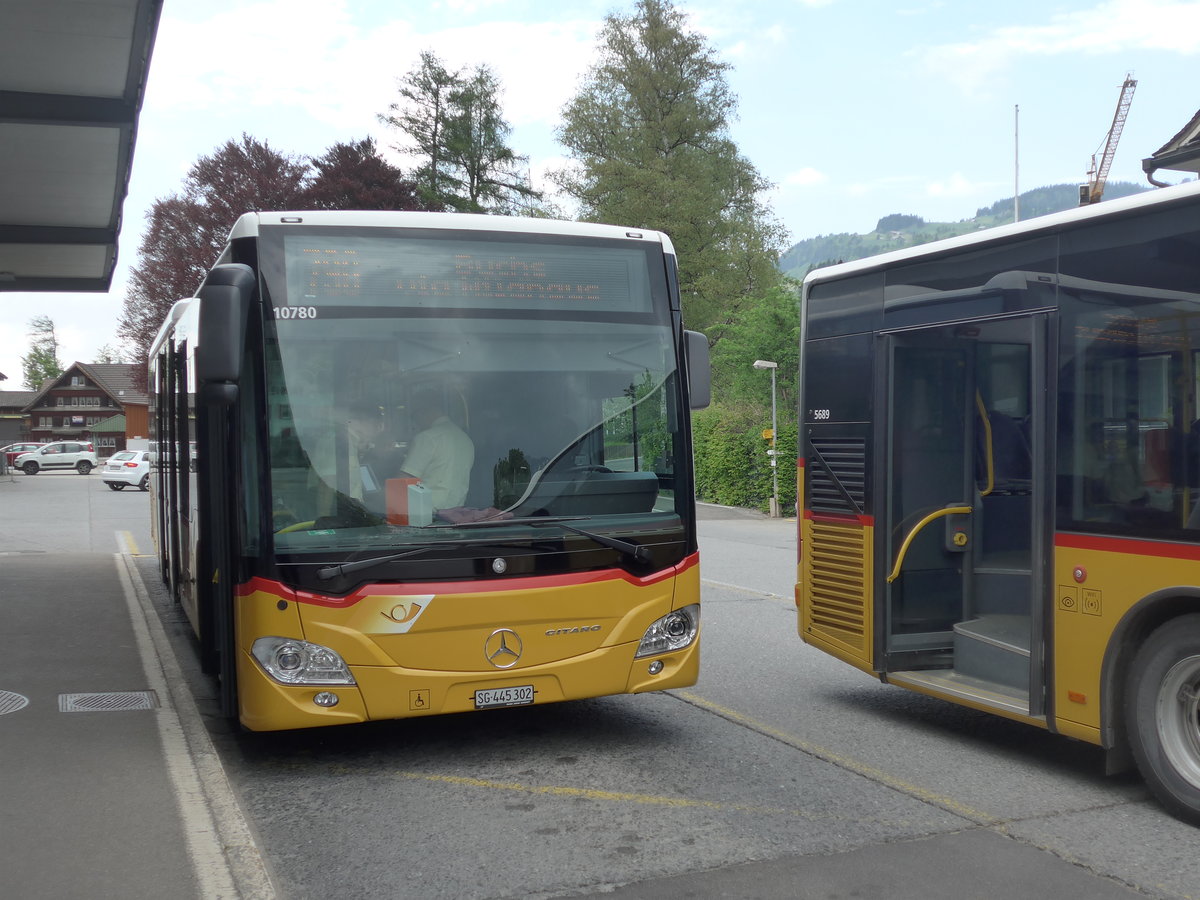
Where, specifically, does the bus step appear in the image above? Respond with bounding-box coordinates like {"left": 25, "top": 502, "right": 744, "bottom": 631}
{"left": 953, "top": 614, "right": 1030, "bottom": 692}
{"left": 971, "top": 569, "right": 1031, "bottom": 617}
{"left": 888, "top": 670, "right": 1030, "bottom": 718}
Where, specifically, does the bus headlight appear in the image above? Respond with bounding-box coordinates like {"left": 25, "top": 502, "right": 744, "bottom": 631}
{"left": 634, "top": 604, "right": 700, "bottom": 658}
{"left": 251, "top": 637, "right": 357, "bottom": 685}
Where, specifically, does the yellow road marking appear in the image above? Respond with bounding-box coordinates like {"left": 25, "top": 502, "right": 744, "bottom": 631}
{"left": 673, "top": 690, "right": 997, "bottom": 825}
{"left": 399, "top": 772, "right": 825, "bottom": 821}
{"left": 388, "top": 772, "right": 912, "bottom": 830}
{"left": 118, "top": 530, "right": 140, "bottom": 555}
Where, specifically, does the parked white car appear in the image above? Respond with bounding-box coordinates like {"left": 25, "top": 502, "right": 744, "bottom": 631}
{"left": 101, "top": 450, "right": 151, "bottom": 491}
{"left": 14, "top": 441, "right": 97, "bottom": 475}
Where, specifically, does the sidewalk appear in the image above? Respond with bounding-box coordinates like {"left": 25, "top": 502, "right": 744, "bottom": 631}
{"left": 0, "top": 546, "right": 266, "bottom": 899}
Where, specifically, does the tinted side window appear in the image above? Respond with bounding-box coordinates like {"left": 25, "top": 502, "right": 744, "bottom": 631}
{"left": 805, "top": 272, "right": 883, "bottom": 339}
{"left": 884, "top": 237, "right": 1058, "bottom": 329}
{"left": 1056, "top": 207, "right": 1200, "bottom": 540}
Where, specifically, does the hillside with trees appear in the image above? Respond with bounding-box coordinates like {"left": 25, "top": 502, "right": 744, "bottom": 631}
{"left": 779, "top": 181, "right": 1150, "bottom": 278}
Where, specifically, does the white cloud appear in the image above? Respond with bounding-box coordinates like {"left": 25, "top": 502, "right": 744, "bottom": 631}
{"left": 919, "top": 0, "right": 1200, "bottom": 95}
{"left": 925, "top": 171, "right": 979, "bottom": 198}
{"left": 433, "top": 0, "right": 510, "bottom": 14}
{"left": 840, "top": 174, "right": 924, "bottom": 198}
{"left": 784, "top": 167, "right": 829, "bottom": 186}
{"left": 147, "top": 2, "right": 600, "bottom": 144}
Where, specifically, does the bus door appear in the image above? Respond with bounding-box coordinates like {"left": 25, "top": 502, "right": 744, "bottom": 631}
{"left": 882, "top": 314, "right": 1048, "bottom": 715}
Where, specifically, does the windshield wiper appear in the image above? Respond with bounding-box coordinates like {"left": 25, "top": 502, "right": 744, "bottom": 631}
{"left": 316, "top": 545, "right": 440, "bottom": 581}
{"left": 531, "top": 520, "right": 651, "bottom": 564}
{"left": 314, "top": 535, "right": 561, "bottom": 581}
{"left": 430, "top": 515, "right": 651, "bottom": 563}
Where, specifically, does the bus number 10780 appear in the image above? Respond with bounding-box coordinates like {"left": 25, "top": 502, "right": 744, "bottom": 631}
{"left": 274, "top": 306, "right": 319, "bottom": 319}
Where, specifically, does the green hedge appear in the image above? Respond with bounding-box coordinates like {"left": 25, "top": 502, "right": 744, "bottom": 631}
{"left": 691, "top": 404, "right": 797, "bottom": 514}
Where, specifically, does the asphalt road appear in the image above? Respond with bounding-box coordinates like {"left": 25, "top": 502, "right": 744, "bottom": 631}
{"left": 3, "top": 472, "right": 1198, "bottom": 899}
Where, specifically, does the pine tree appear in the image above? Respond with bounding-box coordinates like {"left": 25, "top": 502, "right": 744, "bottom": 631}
{"left": 379, "top": 51, "right": 465, "bottom": 210}
{"left": 380, "top": 53, "right": 541, "bottom": 214}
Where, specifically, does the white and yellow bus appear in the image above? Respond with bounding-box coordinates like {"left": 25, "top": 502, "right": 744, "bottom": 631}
{"left": 150, "top": 211, "right": 709, "bottom": 731}
{"left": 796, "top": 180, "right": 1200, "bottom": 823}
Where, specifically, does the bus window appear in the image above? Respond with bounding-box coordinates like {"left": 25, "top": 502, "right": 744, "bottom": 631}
{"left": 1058, "top": 287, "right": 1200, "bottom": 537}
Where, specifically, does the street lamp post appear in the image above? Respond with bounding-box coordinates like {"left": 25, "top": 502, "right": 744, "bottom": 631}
{"left": 753, "top": 359, "right": 780, "bottom": 517}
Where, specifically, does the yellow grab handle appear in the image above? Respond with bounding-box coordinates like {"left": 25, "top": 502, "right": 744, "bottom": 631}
{"left": 886, "top": 505, "right": 973, "bottom": 583}
{"left": 975, "top": 392, "right": 994, "bottom": 497}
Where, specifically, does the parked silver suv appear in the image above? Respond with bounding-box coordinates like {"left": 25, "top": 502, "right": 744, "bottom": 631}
{"left": 14, "top": 440, "right": 98, "bottom": 475}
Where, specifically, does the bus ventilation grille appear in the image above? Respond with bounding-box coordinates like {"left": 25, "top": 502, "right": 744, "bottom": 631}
{"left": 807, "top": 517, "right": 868, "bottom": 651}
{"left": 808, "top": 436, "right": 866, "bottom": 514}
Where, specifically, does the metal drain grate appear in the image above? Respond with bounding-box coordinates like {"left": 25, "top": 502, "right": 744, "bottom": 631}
{"left": 59, "top": 690, "right": 159, "bottom": 713}
{"left": 0, "top": 690, "right": 30, "bottom": 715}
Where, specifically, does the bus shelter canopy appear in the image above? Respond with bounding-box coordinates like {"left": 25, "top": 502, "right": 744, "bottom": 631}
{"left": 0, "top": 0, "right": 162, "bottom": 293}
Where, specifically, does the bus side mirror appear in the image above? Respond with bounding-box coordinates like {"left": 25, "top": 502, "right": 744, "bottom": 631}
{"left": 685, "top": 330, "right": 711, "bottom": 410}
{"left": 196, "top": 264, "right": 255, "bottom": 405}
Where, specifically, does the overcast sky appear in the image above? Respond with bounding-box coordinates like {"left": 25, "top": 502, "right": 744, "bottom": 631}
{"left": 3, "top": 0, "right": 1198, "bottom": 387}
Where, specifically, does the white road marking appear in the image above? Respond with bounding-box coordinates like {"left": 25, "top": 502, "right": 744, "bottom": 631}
{"left": 115, "top": 552, "right": 275, "bottom": 899}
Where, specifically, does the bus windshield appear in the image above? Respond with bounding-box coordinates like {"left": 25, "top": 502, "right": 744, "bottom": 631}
{"left": 257, "top": 227, "right": 686, "bottom": 559}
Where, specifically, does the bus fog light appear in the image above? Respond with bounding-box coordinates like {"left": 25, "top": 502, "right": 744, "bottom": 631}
{"left": 634, "top": 604, "right": 700, "bottom": 658}
{"left": 313, "top": 691, "right": 340, "bottom": 708}
{"left": 251, "top": 637, "right": 356, "bottom": 685}
{"left": 648, "top": 660, "right": 664, "bottom": 675}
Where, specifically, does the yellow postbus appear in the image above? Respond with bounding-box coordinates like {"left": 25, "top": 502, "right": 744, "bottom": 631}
{"left": 149, "top": 211, "right": 709, "bottom": 731}
{"left": 796, "top": 180, "right": 1200, "bottom": 823}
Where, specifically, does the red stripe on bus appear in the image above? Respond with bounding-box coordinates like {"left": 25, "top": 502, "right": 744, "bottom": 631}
{"left": 1054, "top": 532, "right": 1200, "bottom": 561}
{"left": 803, "top": 510, "right": 874, "bottom": 527}
{"left": 237, "top": 552, "right": 700, "bottom": 608}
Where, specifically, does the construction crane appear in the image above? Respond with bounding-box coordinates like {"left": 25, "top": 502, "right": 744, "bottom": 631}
{"left": 1080, "top": 74, "right": 1137, "bottom": 205}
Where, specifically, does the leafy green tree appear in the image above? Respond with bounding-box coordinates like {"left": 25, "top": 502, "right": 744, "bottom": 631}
{"left": 691, "top": 403, "right": 796, "bottom": 513}
{"left": 553, "top": 0, "right": 785, "bottom": 338}
{"left": 380, "top": 53, "right": 541, "bottom": 214}
{"left": 21, "top": 316, "right": 64, "bottom": 389}
{"left": 709, "top": 281, "right": 800, "bottom": 409}
{"left": 689, "top": 280, "right": 801, "bottom": 514}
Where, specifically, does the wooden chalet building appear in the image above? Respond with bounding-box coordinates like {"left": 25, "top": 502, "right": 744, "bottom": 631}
{"left": 21, "top": 363, "right": 149, "bottom": 455}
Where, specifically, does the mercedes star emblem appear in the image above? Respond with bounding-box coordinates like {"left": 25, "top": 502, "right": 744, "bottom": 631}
{"left": 484, "top": 628, "right": 523, "bottom": 669}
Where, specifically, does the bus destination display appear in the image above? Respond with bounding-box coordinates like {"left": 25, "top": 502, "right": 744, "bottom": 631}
{"left": 282, "top": 235, "right": 652, "bottom": 313}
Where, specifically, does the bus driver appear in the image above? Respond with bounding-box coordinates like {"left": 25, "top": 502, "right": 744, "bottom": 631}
{"left": 398, "top": 392, "right": 475, "bottom": 511}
